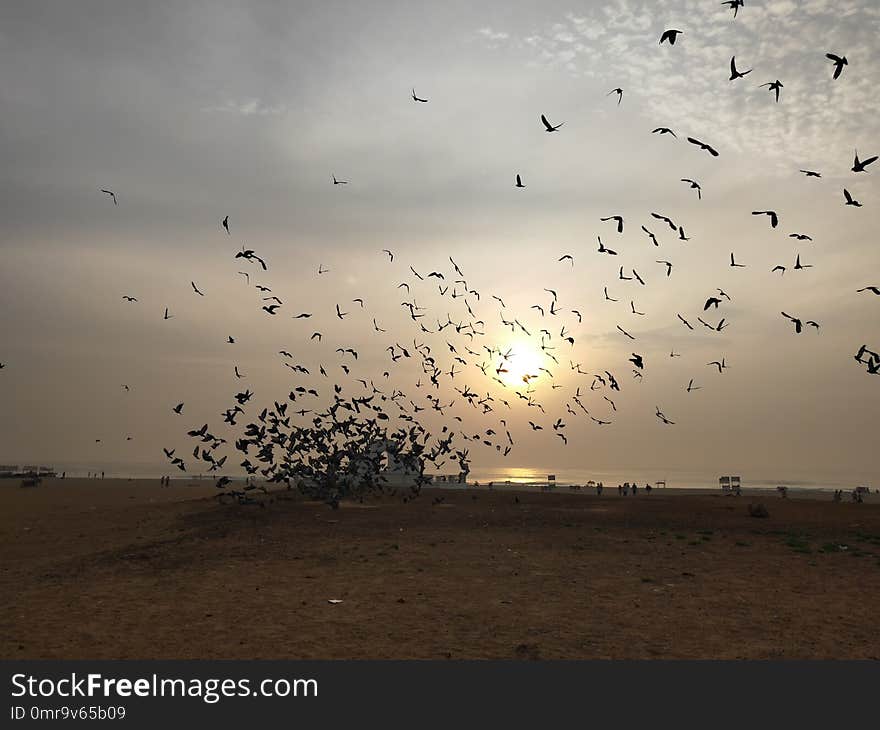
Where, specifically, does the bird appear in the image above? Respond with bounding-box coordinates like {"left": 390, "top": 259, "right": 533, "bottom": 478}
{"left": 687, "top": 137, "right": 719, "bottom": 157}
{"left": 608, "top": 88, "right": 623, "bottom": 104}
{"left": 629, "top": 353, "right": 644, "bottom": 370}
{"left": 799, "top": 169, "right": 821, "bottom": 178}
{"left": 856, "top": 286, "right": 880, "bottom": 295}
{"left": 659, "top": 29, "right": 683, "bottom": 45}
{"left": 681, "top": 178, "right": 701, "bottom": 199}
{"left": 382, "top": 249, "right": 394, "bottom": 262}
{"left": 686, "top": 379, "right": 701, "bottom": 392}
{"left": 729, "top": 56, "right": 751, "bottom": 80}
{"left": 191, "top": 281, "right": 205, "bottom": 296}
{"left": 100, "top": 189, "right": 117, "bottom": 205}
{"left": 760, "top": 80, "right": 783, "bottom": 103}
{"left": 332, "top": 174, "right": 348, "bottom": 185}
{"left": 652, "top": 212, "right": 677, "bottom": 231}
{"left": 172, "top": 403, "right": 184, "bottom": 414}
{"left": 601, "top": 215, "right": 624, "bottom": 233}
{"left": 163, "top": 307, "right": 173, "bottom": 320}
{"left": 772, "top": 265, "right": 786, "bottom": 275}
{"left": 235, "top": 248, "right": 268, "bottom": 270}
{"left": 843, "top": 189, "right": 862, "bottom": 207}
{"left": 262, "top": 304, "right": 280, "bottom": 315}
{"left": 227, "top": 336, "right": 235, "bottom": 344}
{"left": 221, "top": 216, "right": 229, "bottom": 234}
{"left": 541, "top": 114, "right": 564, "bottom": 132}
{"left": 642, "top": 226, "right": 660, "bottom": 247}
{"left": 597, "top": 237, "right": 617, "bottom": 256}
{"left": 335, "top": 304, "right": 348, "bottom": 319}
{"left": 652, "top": 127, "right": 677, "bottom": 137}
{"left": 707, "top": 359, "right": 727, "bottom": 374}
{"left": 411, "top": 88, "right": 428, "bottom": 103}
{"left": 789, "top": 233, "right": 813, "bottom": 241}
{"left": 604, "top": 287, "right": 618, "bottom": 302}
{"left": 826, "top": 53, "right": 848, "bottom": 80}
{"left": 318, "top": 264, "right": 330, "bottom": 274}
{"left": 655, "top": 406, "right": 675, "bottom": 425}
{"left": 793, "top": 254, "right": 812, "bottom": 271}
{"left": 515, "top": 174, "right": 525, "bottom": 188}
{"left": 852, "top": 150, "right": 877, "bottom": 173}
{"left": 704, "top": 297, "right": 722, "bottom": 311}
{"left": 122, "top": 295, "right": 137, "bottom": 302}
{"left": 657, "top": 260, "right": 672, "bottom": 277}
{"left": 752, "top": 210, "right": 779, "bottom": 228}
{"left": 730, "top": 252, "right": 746, "bottom": 268}
{"left": 558, "top": 254, "right": 573, "bottom": 266}
{"left": 721, "top": 0, "right": 744, "bottom": 19}
{"left": 781, "top": 312, "right": 804, "bottom": 333}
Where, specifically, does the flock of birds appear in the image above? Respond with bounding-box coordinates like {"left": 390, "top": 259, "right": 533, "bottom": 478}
{"left": 6, "top": 2, "right": 877, "bottom": 505}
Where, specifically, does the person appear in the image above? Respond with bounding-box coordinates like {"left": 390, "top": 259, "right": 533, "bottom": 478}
{"left": 623, "top": 483, "right": 629, "bottom": 496}
{"left": 833, "top": 490, "right": 841, "bottom": 502}
{"left": 597, "top": 482, "right": 603, "bottom": 496}
{"left": 632, "top": 482, "right": 637, "bottom": 496}
{"left": 101, "top": 471, "right": 105, "bottom": 479}
{"left": 61, "top": 471, "right": 66, "bottom": 479}
{"left": 645, "top": 483, "right": 652, "bottom": 493}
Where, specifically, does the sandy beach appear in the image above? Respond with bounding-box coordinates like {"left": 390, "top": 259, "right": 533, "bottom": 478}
{"left": 2, "top": 477, "right": 879, "bottom": 660}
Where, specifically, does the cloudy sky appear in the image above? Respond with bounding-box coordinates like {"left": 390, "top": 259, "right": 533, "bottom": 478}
{"left": 1, "top": 0, "right": 878, "bottom": 484}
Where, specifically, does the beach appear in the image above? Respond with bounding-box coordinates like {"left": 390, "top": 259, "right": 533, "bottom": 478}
{"left": 2, "top": 477, "right": 879, "bottom": 660}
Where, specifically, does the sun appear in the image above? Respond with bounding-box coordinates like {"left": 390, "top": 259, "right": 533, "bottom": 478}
{"left": 496, "top": 341, "right": 546, "bottom": 388}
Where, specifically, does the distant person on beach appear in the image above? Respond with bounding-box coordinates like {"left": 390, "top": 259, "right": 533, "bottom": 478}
{"left": 101, "top": 471, "right": 104, "bottom": 479}
{"left": 597, "top": 482, "right": 603, "bottom": 496}
{"left": 645, "top": 483, "right": 652, "bottom": 493}
{"left": 632, "top": 483, "right": 637, "bottom": 495}
{"left": 61, "top": 471, "right": 65, "bottom": 479}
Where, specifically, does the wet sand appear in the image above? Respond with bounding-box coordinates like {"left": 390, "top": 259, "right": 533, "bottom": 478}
{"left": 2, "top": 477, "right": 880, "bottom": 659}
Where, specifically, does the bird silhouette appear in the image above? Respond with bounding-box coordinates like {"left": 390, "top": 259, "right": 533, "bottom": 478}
{"left": 826, "top": 53, "right": 848, "bottom": 80}
{"left": 541, "top": 114, "right": 564, "bottom": 132}
{"left": 843, "top": 189, "right": 862, "bottom": 207}
{"left": 411, "top": 88, "right": 428, "bottom": 103}
{"left": 752, "top": 210, "right": 779, "bottom": 228}
{"left": 760, "top": 80, "right": 783, "bottom": 102}
{"left": 221, "top": 215, "right": 229, "bottom": 234}
{"left": 515, "top": 174, "right": 525, "bottom": 188}
{"left": 608, "top": 88, "right": 623, "bottom": 104}
{"left": 729, "top": 56, "right": 751, "bottom": 80}
{"left": 852, "top": 150, "right": 877, "bottom": 173}
{"left": 687, "top": 137, "right": 719, "bottom": 157}
{"left": 659, "top": 29, "right": 683, "bottom": 45}
{"left": 100, "top": 189, "right": 117, "bottom": 205}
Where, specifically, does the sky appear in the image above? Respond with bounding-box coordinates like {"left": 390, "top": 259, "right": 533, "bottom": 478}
{"left": 1, "top": 0, "right": 878, "bottom": 485}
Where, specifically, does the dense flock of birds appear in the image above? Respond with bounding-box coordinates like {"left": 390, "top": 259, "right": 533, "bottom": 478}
{"left": 5, "top": 3, "right": 877, "bottom": 505}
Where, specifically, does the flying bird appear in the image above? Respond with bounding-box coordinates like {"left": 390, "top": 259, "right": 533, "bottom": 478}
{"left": 843, "top": 189, "right": 862, "bottom": 207}
{"left": 221, "top": 216, "right": 229, "bottom": 234}
{"left": 681, "top": 178, "right": 701, "bottom": 199}
{"left": 608, "top": 88, "right": 623, "bottom": 104}
{"left": 411, "top": 88, "right": 428, "bottom": 103}
{"left": 687, "top": 137, "right": 719, "bottom": 157}
{"left": 659, "top": 29, "right": 683, "bottom": 45}
{"left": 721, "top": 1, "right": 744, "bottom": 19}
{"left": 191, "top": 281, "right": 205, "bottom": 296}
{"left": 856, "top": 286, "right": 880, "bottom": 295}
{"left": 122, "top": 295, "right": 137, "bottom": 302}
{"left": 852, "top": 150, "right": 877, "bottom": 173}
{"left": 332, "top": 174, "right": 349, "bottom": 185}
{"left": 826, "top": 53, "right": 848, "bottom": 80}
{"left": 752, "top": 210, "right": 779, "bottom": 228}
{"left": 541, "top": 114, "right": 564, "bottom": 132}
{"left": 729, "top": 56, "right": 751, "bottom": 80}
{"left": 515, "top": 174, "right": 525, "bottom": 188}
{"left": 601, "top": 215, "right": 624, "bottom": 233}
{"left": 652, "top": 127, "right": 677, "bottom": 137}
{"left": 799, "top": 169, "right": 821, "bottom": 178}
{"left": 597, "top": 237, "right": 618, "bottom": 256}
{"left": 760, "top": 80, "right": 783, "bottom": 103}
{"left": 100, "top": 189, "right": 117, "bottom": 205}
{"left": 730, "top": 252, "right": 746, "bottom": 268}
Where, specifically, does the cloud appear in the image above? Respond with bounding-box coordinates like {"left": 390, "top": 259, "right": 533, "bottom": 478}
{"left": 478, "top": 0, "right": 880, "bottom": 171}
{"left": 202, "top": 98, "right": 287, "bottom": 116}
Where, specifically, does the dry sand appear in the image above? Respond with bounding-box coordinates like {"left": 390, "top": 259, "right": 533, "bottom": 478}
{"left": 2, "top": 477, "right": 880, "bottom": 659}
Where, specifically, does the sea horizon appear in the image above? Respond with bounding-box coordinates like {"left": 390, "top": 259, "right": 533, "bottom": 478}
{"left": 3, "top": 459, "right": 875, "bottom": 492}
